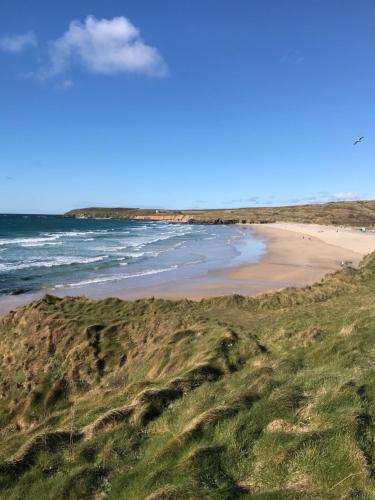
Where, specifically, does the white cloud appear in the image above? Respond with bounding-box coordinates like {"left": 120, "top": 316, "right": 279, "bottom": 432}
{"left": 221, "top": 192, "right": 362, "bottom": 208}
{"left": 288, "top": 192, "right": 360, "bottom": 205}
{"left": 0, "top": 31, "right": 37, "bottom": 53}
{"left": 329, "top": 192, "right": 359, "bottom": 201}
{"left": 280, "top": 48, "right": 304, "bottom": 65}
{"left": 40, "top": 15, "right": 168, "bottom": 79}
{"left": 223, "top": 196, "right": 261, "bottom": 206}
{"left": 56, "top": 79, "right": 74, "bottom": 90}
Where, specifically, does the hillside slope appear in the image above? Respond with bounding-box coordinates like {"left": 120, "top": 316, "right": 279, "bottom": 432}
{"left": 64, "top": 200, "right": 375, "bottom": 227}
{"left": 0, "top": 256, "right": 375, "bottom": 498}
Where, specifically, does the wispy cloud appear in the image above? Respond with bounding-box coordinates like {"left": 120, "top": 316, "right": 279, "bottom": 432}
{"left": 222, "top": 196, "right": 261, "bottom": 206}
{"left": 39, "top": 15, "right": 168, "bottom": 80}
{"left": 287, "top": 192, "right": 361, "bottom": 205}
{"left": 222, "top": 192, "right": 361, "bottom": 208}
{"left": 280, "top": 48, "right": 304, "bottom": 65}
{"left": 0, "top": 31, "right": 37, "bottom": 53}
{"left": 56, "top": 79, "right": 74, "bottom": 90}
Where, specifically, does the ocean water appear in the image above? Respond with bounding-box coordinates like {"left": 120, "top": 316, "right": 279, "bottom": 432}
{"left": 0, "top": 214, "right": 265, "bottom": 297}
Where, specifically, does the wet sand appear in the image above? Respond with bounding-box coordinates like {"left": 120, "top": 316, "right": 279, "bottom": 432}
{"left": 220, "top": 224, "right": 367, "bottom": 290}
{"left": 1, "top": 223, "right": 374, "bottom": 314}
{"left": 119, "top": 223, "right": 368, "bottom": 300}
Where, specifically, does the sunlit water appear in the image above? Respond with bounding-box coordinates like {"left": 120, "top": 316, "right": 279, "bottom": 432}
{"left": 0, "top": 214, "right": 265, "bottom": 297}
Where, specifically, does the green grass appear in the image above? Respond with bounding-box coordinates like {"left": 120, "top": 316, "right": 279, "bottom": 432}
{"left": 0, "top": 255, "right": 375, "bottom": 498}
{"left": 64, "top": 199, "right": 375, "bottom": 227}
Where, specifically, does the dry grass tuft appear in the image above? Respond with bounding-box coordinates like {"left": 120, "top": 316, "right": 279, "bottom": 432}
{"left": 339, "top": 323, "right": 357, "bottom": 337}
{"left": 145, "top": 486, "right": 180, "bottom": 500}
{"left": 265, "top": 418, "right": 321, "bottom": 434}
{"left": 0, "top": 252, "right": 375, "bottom": 497}
{"left": 0, "top": 431, "right": 83, "bottom": 476}
{"left": 83, "top": 405, "right": 135, "bottom": 438}
{"left": 179, "top": 406, "right": 238, "bottom": 442}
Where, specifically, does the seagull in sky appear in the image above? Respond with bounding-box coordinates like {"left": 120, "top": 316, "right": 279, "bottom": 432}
{"left": 353, "top": 136, "right": 364, "bottom": 145}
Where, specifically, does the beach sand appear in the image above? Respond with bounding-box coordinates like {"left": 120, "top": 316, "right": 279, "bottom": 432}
{"left": 220, "top": 223, "right": 370, "bottom": 290}
{"left": 134, "top": 223, "right": 371, "bottom": 300}
{"left": 1, "top": 223, "right": 375, "bottom": 314}
{"left": 72, "top": 223, "right": 375, "bottom": 300}
{"left": 263, "top": 222, "right": 375, "bottom": 255}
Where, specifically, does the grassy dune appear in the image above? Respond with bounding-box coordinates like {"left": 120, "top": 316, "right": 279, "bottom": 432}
{"left": 64, "top": 199, "right": 375, "bottom": 226}
{"left": 0, "top": 255, "right": 375, "bottom": 498}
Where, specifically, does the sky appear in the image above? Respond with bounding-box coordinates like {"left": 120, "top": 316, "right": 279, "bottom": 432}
{"left": 0, "top": 0, "right": 374, "bottom": 214}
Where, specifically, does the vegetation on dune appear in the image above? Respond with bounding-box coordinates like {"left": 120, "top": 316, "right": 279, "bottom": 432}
{"left": 64, "top": 199, "right": 375, "bottom": 227}
{"left": 0, "top": 254, "right": 375, "bottom": 498}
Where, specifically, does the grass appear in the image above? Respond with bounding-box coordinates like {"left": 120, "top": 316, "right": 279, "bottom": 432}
{"left": 0, "top": 254, "right": 375, "bottom": 498}
{"left": 64, "top": 199, "right": 375, "bottom": 227}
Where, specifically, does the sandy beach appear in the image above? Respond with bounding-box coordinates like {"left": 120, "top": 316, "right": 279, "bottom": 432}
{"left": 220, "top": 223, "right": 375, "bottom": 290}
{"left": 143, "top": 222, "right": 374, "bottom": 299}
{"left": 55, "top": 222, "right": 375, "bottom": 300}
{"left": 1, "top": 222, "right": 375, "bottom": 314}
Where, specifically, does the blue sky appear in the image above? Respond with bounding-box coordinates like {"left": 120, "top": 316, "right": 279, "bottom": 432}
{"left": 0, "top": 0, "right": 374, "bottom": 213}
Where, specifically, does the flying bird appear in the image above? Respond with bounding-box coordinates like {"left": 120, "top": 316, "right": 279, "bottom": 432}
{"left": 353, "top": 136, "right": 364, "bottom": 145}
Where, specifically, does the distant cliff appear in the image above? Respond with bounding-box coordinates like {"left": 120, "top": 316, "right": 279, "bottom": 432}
{"left": 64, "top": 200, "right": 375, "bottom": 227}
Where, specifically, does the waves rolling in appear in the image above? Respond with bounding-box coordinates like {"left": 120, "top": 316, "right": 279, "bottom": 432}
{"left": 0, "top": 215, "right": 265, "bottom": 296}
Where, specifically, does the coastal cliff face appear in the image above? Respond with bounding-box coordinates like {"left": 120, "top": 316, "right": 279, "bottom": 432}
{"left": 64, "top": 200, "right": 375, "bottom": 227}
{"left": 131, "top": 214, "right": 194, "bottom": 223}
{"left": 0, "top": 255, "right": 375, "bottom": 498}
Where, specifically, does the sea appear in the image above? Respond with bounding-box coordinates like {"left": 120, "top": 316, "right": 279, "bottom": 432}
{"left": 0, "top": 214, "right": 265, "bottom": 298}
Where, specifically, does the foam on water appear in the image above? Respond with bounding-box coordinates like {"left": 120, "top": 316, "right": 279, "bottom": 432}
{"left": 0, "top": 236, "right": 61, "bottom": 246}
{"left": 0, "top": 215, "right": 265, "bottom": 296}
{"left": 0, "top": 255, "right": 108, "bottom": 271}
{"left": 55, "top": 265, "right": 179, "bottom": 289}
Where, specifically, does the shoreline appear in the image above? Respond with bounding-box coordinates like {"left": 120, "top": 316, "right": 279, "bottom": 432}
{"left": 221, "top": 223, "right": 365, "bottom": 290}
{"left": 124, "top": 222, "right": 367, "bottom": 300}
{"left": 1, "top": 222, "right": 375, "bottom": 314}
